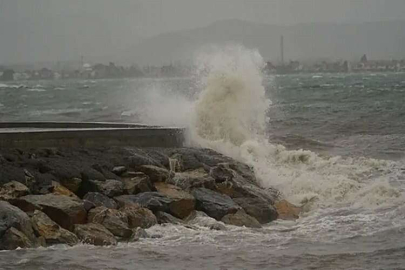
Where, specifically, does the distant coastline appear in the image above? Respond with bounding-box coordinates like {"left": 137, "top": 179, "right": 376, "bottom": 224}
{"left": 2, "top": 54, "right": 405, "bottom": 82}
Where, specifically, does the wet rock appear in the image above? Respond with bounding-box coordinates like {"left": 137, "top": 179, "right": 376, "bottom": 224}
{"left": 137, "top": 165, "right": 173, "bottom": 183}
{"left": 122, "top": 172, "right": 154, "bottom": 194}
{"left": 155, "top": 182, "right": 195, "bottom": 218}
{"left": 120, "top": 205, "right": 157, "bottom": 229}
{"left": 127, "top": 152, "right": 161, "bottom": 168}
{"left": 112, "top": 166, "right": 127, "bottom": 176}
{"left": 74, "top": 223, "right": 117, "bottom": 246}
{"left": 210, "top": 164, "right": 279, "bottom": 204}
{"left": 130, "top": 227, "right": 149, "bottom": 241}
{"left": 31, "top": 210, "right": 79, "bottom": 246}
{"left": 12, "top": 194, "right": 87, "bottom": 231}
{"left": 0, "top": 181, "right": 30, "bottom": 200}
{"left": 59, "top": 178, "right": 82, "bottom": 194}
{"left": 51, "top": 181, "right": 79, "bottom": 199}
{"left": 155, "top": 211, "right": 185, "bottom": 225}
{"left": 191, "top": 188, "right": 240, "bottom": 220}
{"left": 233, "top": 197, "right": 278, "bottom": 224}
{"left": 167, "top": 169, "right": 216, "bottom": 190}
{"left": 185, "top": 211, "right": 226, "bottom": 231}
{"left": 91, "top": 179, "right": 124, "bottom": 198}
{"left": 221, "top": 210, "right": 262, "bottom": 228}
{"left": 0, "top": 201, "right": 36, "bottom": 243}
{"left": 88, "top": 207, "right": 132, "bottom": 239}
{"left": 275, "top": 200, "right": 301, "bottom": 220}
{"left": 83, "top": 192, "right": 118, "bottom": 209}
{"left": 115, "top": 192, "right": 173, "bottom": 212}
{"left": 0, "top": 227, "right": 34, "bottom": 250}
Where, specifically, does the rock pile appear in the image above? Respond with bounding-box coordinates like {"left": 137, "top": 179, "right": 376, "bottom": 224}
{"left": 0, "top": 147, "right": 299, "bottom": 250}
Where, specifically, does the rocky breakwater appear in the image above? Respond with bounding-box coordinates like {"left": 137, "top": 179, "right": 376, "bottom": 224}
{"left": 0, "top": 147, "right": 300, "bottom": 250}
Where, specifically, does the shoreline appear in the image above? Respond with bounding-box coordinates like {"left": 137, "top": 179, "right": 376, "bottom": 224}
{"left": 0, "top": 146, "right": 299, "bottom": 250}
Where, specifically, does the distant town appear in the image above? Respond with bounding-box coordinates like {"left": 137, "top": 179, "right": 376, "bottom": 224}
{"left": 1, "top": 54, "right": 405, "bottom": 82}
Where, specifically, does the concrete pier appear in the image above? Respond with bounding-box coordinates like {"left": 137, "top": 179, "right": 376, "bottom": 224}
{"left": 0, "top": 122, "right": 185, "bottom": 148}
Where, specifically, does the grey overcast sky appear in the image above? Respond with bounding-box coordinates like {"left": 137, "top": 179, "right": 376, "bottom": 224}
{"left": 1, "top": 0, "right": 405, "bottom": 64}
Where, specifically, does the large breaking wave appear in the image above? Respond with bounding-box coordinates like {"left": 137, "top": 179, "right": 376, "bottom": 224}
{"left": 140, "top": 45, "right": 405, "bottom": 212}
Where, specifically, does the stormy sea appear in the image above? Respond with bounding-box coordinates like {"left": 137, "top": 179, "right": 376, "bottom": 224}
{"left": 1, "top": 47, "right": 404, "bottom": 270}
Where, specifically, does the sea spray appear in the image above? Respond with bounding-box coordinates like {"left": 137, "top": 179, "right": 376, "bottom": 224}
{"left": 189, "top": 45, "right": 404, "bottom": 210}
{"left": 137, "top": 45, "right": 404, "bottom": 211}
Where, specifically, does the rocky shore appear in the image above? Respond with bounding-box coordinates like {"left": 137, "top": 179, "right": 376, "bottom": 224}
{"left": 0, "top": 147, "right": 300, "bottom": 250}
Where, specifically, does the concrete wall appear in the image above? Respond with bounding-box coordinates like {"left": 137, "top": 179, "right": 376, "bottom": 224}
{"left": 0, "top": 122, "right": 185, "bottom": 148}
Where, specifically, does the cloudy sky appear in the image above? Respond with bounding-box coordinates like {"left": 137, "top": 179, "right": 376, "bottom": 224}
{"left": 1, "top": 0, "right": 405, "bottom": 64}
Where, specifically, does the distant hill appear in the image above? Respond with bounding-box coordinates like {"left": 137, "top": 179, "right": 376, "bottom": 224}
{"left": 124, "top": 19, "right": 405, "bottom": 65}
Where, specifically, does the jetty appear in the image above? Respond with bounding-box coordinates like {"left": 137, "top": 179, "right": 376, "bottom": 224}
{"left": 0, "top": 122, "right": 185, "bottom": 148}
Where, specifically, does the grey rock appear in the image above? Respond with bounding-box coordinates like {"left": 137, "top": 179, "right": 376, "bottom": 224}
{"left": 221, "top": 210, "right": 262, "bottom": 228}
{"left": 155, "top": 182, "right": 195, "bottom": 218}
{"left": 12, "top": 194, "right": 87, "bottom": 231}
{"left": 167, "top": 169, "right": 216, "bottom": 190}
{"left": 91, "top": 179, "right": 124, "bottom": 198}
{"left": 0, "top": 227, "right": 35, "bottom": 250}
{"left": 59, "top": 177, "right": 82, "bottom": 194}
{"left": 120, "top": 205, "right": 157, "bottom": 229}
{"left": 115, "top": 192, "right": 173, "bottom": 213}
{"left": 137, "top": 165, "right": 173, "bottom": 183}
{"left": 0, "top": 201, "right": 36, "bottom": 243}
{"left": 122, "top": 172, "right": 154, "bottom": 194}
{"left": 83, "top": 192, "right": 118, "bottom": 209}
{"left": 185, "top": 211, "right": 227, "bottom": 231}
{"left": 74, "top": 223, "right": 117, "bottom": 246}
{"left": 191, "top": 188, "right": 241, "bottom": 220}
{"left": 88, "top": 207, "right": 132, "bottom": 239}
{"left": 233, "top": 197, "right": 278, "bottom": 224}
{"left": 31, "top": 210, "right": 79, "bottom": 246}
{"left": 155, "top": 211, "right": 185, "bottom": 225}
{"left": 130, "top": 227, "right": 149, "bottom": 241}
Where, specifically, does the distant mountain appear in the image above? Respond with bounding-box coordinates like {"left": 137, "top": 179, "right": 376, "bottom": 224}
{"left": 125, "top": 19, "right": 405, "bottom": 65}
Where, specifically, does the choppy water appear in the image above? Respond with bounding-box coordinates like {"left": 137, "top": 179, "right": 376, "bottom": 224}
{"left": 1, "top": 51, "right": 405, "bottom": 269}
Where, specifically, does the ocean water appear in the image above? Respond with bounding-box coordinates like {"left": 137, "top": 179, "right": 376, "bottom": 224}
{"left": 0, "top": 47, "right": 405, "bottom": 269}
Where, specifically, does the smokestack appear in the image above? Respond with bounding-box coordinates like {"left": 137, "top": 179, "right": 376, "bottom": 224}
{"left": 280, "top": 35, "right": 284, "bottom": 66}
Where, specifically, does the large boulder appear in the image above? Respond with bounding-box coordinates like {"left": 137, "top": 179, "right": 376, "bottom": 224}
{"left": 185, "top": 211, "right": 226, "bottom": 231}
{"left": 275, "top": 200, "right": 301, "bottom": 220}
{"left": 167, "top": 169, "right": 216, "bottom": 190}
{"left": 210, "top": 163, "right": 279, "bottom": 204}
{"left": 155, "top": 182, "right": 195, "bottom": 218}
{"left": 221, "top": 210, "right": 261, "bottom": 228}
{"left": 120, "top": 205, "right": 157, "bottom": 229}
{"left": 88, "top": 207, "right": 132, "bottom": 239}
{"left": 83, "top": 192, "right": 118, "bottom": 209}
{"left": 115, "top": 192, "right": 173, "bottom": 213}
{"left": 191, "top": 188, "right": 241, "bottom": 220}
{"left": 122, "top": 172, "right": 154, "bottom": 194}
{"left": 233, "top": 197, "right": 278, "bottom": 224}
{"left": 51, "top": 181, "right": 79, "bottom": 199}
{"left": 59, "top": 177, "right": 82, "bottom": 194}
{"left": 0, "top": 201, "right": 36, "bottom": 242}
{"left": 74, "top": 223, "right": 117, "bottom": 246}
{"left": 0, "top": 227, "right": 35, "bottom": 250}
{"left": 12, "top": 194, "right": 87, "bottom": 231}
{"left": 155, "top": 211, "right": 185, "bottom": 225}
{"left": 90, "top": 179, "right": 124, "bottom": 198}
{"left": 30, "top": 210, "right": 79, "bottom": 246}
{"left": 0, "top": 181, "right": 30, "bottom": 200}
{"left": 137, "top": 165, "right": 173, "bottom": 183}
